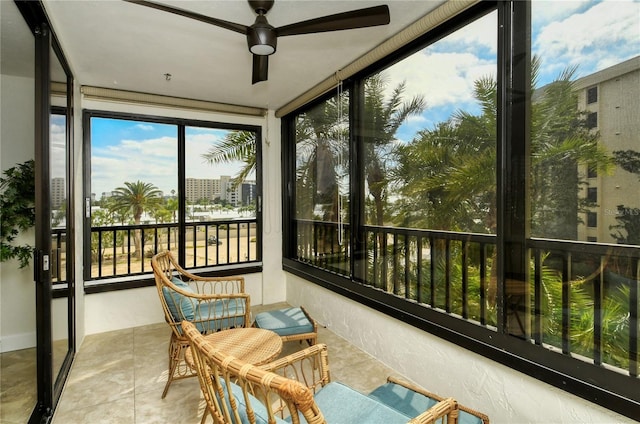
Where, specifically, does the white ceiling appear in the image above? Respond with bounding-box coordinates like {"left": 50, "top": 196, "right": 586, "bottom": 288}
{"left": 42, "top": 0, "right": 444, "bottom": 111}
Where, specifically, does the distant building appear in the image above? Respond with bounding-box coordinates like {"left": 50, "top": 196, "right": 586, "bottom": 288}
{"left": 575, "top": 56, "right": 640, "bottom": 243}
{"left": 51, "top": 177, "right": 65, "bottom": 209}
{"left": 185, "top": 176, "right": 255, "bottom": 207}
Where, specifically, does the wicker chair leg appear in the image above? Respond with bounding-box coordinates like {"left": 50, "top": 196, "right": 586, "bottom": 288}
{"left": 199, "top": 409, "right": 209, "bottom": 424}
{"left": 162, "top": 334, "right": 181, "bottom": 398}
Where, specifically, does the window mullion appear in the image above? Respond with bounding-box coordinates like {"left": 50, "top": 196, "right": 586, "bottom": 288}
{"left": 497, "top": 0, "right": 531, "bottom": 337}
{"left": 177, "top": 124, "right": 186, "bottom": 265}
{"left": 350, "top": 80, "right": 366, "bottom": 283}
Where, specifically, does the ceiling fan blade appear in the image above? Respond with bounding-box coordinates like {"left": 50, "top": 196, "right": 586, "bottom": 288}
{"left": 123, "top": 0, "right": 248, "bottom": 34}
{"left": 276, "top": 5, "right": 390, "bottom": 37}
{"left": 252, "top": 55, "right": 269, "bottom": 84}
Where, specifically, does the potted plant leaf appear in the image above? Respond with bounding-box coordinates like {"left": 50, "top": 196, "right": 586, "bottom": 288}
{"left": 0, "top": 159, "right": 35, "bottom": 268}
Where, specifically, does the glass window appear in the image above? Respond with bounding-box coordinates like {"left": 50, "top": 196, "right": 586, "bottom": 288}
{"left": 293, "top": 91, "right": 350, "bottom": 275}
{"left": 587, "top": 211, "right": 597, "bottom": 227}
{"left": 359, "top": 11, "right": 497, "bottom": 316}
{"left": 530, "top": 0, "right": 639, "bottom": 381}
{"left": 89, "top": 117, "right": 177, "bottom": 278}
{"left": 587, "top": 187, "right": 597, "bottom": 203}
{"left": 587, "top": 86, "right": 598, "bottom": 104}
{"left": 185, "top": 126, "right": 259, "bottom": 267}
{"left": 86, "top": 113, "right": 261, "bottom": 282}
{"left": 284, "top": 1, "right": 639, "bottom": 417}
{"left": 375, "top": 11, "right": 497, "bottom": 234}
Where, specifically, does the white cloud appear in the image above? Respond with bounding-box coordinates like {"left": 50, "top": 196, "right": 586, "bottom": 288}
{"left": 92, "top": 132, "right": 250, "bottom": 199}
{"left": 534, "top": 0, "right": 640, "bottom": 79}
{"left": 134, "top": 123, "right": 155, "bottom": 131}
{"left": 381, "top": 10, "right": 497, "bottom": 117}
{"left": 532, "top": 0, "right": 592, "bottom": 24}
{"left": 384, "top": 50, "right": 496, "bottom": 109}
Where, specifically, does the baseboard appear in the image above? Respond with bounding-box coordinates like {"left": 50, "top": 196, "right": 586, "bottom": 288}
{"left": 0, "top": 332, "right": 37, "bottom": 353}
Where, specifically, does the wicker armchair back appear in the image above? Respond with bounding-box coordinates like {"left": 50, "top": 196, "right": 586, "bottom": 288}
{"left": 183, "top": 320, "right": 461, "bottom": 424}
{"left": 151, "top": 250, "right": 251, "bottom": 398}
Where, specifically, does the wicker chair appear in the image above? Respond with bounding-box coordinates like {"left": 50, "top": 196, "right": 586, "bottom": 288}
{"left": 183, "top": 320, "right": 461, "bottom": 424}
{"left": 151, "top": 251, "right": 251, "bottom": 398}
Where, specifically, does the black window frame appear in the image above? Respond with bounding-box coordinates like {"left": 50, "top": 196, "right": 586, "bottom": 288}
{"left": 587, "top": 86, "right": 598, "bottom": 104}
{"left": 83, "top": 109, "right": 263, "bottom": 293}
{"left": 587, "top": 111, "right": 598, "bottom": 129}
{"left": 587, "top": 211, "right": 598, "bottom": 227}
{"left": 587, "top": 187, "right": 598, "bottom": 203}
{"left": 281, "top": 1, "right": 639, "bottom": 420}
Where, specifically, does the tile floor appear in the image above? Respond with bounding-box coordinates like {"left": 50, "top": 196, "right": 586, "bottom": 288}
{"left": 0, "top": 347, "right": 37, "bottom": 424}
{"left": 52, "top": 304, "right": 403, "bottom": 423}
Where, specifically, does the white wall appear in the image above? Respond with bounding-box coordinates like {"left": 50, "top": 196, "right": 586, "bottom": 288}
{"left": 286, "top": 274, "right": 633, "bottom": 424}
{"left": 78, "top": 100, "right": 286, "bottom": 335}
{"left": 0, "top": 73, "right": 37, "bottom": 352}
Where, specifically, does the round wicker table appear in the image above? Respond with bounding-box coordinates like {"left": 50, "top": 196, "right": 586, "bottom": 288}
{"left": 185, "top": 327, "right": 283, "bottom": 367}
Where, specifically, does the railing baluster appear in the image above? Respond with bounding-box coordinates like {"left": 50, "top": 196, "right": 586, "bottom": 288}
{"left": 630, "top": 257, "right": 638, "bottom": 377}
{"left": 445, "top": 239, "right": 451, "bottom": 313}
{"left": 236, "top": 222, "right": 241, "bottom": 264}
{"left": 127, "top": 228, "right": 132, "bottom": 274}
{"left": 480, "top": 243, "right": 486, "bottom": 325}
{"left": 192, "top": 225, "right": 197, "bottom": 267}
{"left": 593, "top": 255, "right": 604, "bottom": 366}
{"left": 98, "top": 232, "right": 103, "bottom": 278}
{"left": 111, "top": 229, "right": 116, "bottom": 276}
{"left": 417, "top": 236, "right": 423, "bottom": 304}
{"left": 405, "top": 235, "right": 410, "bottom": 299}
{"left": 141, "top": 228, "right": 146, "bottom": 272}
{"left": 562, "top": 252, "right": 571, "bottom": 355}
{"left": 393, "top": 233, "right": 399, "bottom": 295}
{"left": 534, "top": 248, "right": 542, "bottom": 345}
{"left": 462, "top": 240, "right": 468, "bottom": 319}
{"left": 430, "top": 236, "right": 435, "bottom": 306}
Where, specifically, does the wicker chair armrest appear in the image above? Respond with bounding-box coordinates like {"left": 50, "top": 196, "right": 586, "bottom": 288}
{"left": 388, "top": 376, "right": 490, "bottom": 424}
{"left": 261, "top": 343, "right": 327, "bottom": 371}
{"left": 408, "top": 398, "right": 458, "bottom": 424}
{"left": 259, "top": 343, "right": 330, "bottom": 392}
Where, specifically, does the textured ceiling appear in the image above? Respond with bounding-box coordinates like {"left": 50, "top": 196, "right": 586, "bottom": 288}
{"left": 40, "top": 0, "right": 444, "bottom": 110}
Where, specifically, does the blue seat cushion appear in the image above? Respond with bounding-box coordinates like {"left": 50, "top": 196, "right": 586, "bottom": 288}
{"left": 162, "top": 277, "right": 196, "bottom": 321}
{"left": 287, "top": 382, "right": 412, "bottom": 424}
{"left": 163, "top": 278, "right": 246, "bottom": 333}
{"left": 194, "top": 298, "right": 247, "bottom": 332}
{"left": 368, "top": 382, "right": 483, "bottom": 424}
{"left": 254, "top": 307, "right": 314, "bottom": 337}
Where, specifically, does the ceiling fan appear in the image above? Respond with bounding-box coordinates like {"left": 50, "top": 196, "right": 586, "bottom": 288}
{"left": 123, "top": 0, "right": 390, "bottom": 84}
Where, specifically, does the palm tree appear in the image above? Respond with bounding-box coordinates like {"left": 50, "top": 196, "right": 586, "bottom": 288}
{"left": 363, "top": 74, "right": 426, "bottom": 227}
{"left": 394, "top": 57, "right": 614, "bottom": 236}
{"left": 110, "top": 181, "right": 162, "bottom": 260}
{"left": 202, "top": 130, "right": 256, "bottom": 188}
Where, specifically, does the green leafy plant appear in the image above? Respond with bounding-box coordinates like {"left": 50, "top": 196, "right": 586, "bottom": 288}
{"left": 0, "top": 160, "right": 35, "bottom": 268}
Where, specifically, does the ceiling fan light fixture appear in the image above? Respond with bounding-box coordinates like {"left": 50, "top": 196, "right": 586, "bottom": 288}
{"left": 249, "top": 41, "right": 275, "bottom": 55}
{"left": 247, "top": 16, "right": 276, "bottom": 55}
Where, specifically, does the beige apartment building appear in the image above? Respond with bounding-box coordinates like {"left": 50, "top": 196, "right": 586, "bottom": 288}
{"left": 576, "top": 55, "right": 640, "bottom": 243}
{"left": 185, "top": 176, "right": 256, "bottom": 207}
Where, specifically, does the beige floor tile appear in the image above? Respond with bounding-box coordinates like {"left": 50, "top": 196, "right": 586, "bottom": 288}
{"left": 53, "top": 395, "right": 135, "bottom": 424}
{"left": 51, "top": 303, "right": 416, "bottom": 423}
{"left": 0, "top": 348, "right": 37, "bottom": 424}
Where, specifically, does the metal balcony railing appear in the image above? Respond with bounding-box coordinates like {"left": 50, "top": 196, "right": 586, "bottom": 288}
{"left": 86, "top": 218, "right": 259, "bottom": 280}
{"left": 294, "top": 219, "right": 640, "bottom": 377}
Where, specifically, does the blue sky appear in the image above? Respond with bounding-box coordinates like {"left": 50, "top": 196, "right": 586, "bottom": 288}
{"left": 91, "top": 118, "right": 246, "bottom": 199}
{"left": 390, "top": 0, "right": 640, "bottom": 143}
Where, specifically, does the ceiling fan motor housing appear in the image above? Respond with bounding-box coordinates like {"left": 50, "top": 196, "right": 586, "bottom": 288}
{"left": 248, "top": 0, "right": 275, "bottom": 15}
{"left": 247, "top": 15, "right": 277, "bottom": 55}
